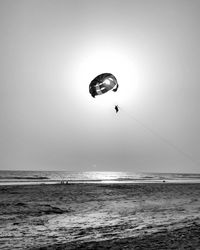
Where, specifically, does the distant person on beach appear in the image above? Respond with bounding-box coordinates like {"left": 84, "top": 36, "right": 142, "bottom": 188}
{"left": 60, "top": 180, "right": 69, "bottom": 184}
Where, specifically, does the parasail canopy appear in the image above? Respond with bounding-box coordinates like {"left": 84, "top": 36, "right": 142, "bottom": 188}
{"left": 89, "top": 73, "right": 119, "bottom": 98}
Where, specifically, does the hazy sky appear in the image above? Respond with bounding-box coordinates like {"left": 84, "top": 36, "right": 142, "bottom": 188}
{"left": 0, "top": 0, "right": 200, "bottom": 173}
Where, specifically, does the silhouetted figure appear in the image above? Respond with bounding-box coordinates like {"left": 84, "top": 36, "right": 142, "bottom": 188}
{"left": 115, "top": 105, "right": 119, "bottom": 113}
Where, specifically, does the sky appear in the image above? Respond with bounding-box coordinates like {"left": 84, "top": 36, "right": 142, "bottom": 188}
{"left": 0, "top": 0, "right": 200, "bottom": 173}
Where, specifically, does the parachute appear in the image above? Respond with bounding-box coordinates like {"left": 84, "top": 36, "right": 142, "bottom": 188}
{"left": 89, "top": 73, "right": 119, "bottom": 98}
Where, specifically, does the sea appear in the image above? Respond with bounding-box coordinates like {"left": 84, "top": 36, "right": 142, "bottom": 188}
{"left": 0, "top": 170, "right": 200, "bottom": 185}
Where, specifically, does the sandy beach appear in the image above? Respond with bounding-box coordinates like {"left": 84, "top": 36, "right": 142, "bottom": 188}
{"left": 0, "top": 183, "right": 200, "bottom": 249}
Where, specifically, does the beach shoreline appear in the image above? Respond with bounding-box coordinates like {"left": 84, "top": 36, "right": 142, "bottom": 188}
{"left": 0, "top": 183, "right": 200, "bottom": 249}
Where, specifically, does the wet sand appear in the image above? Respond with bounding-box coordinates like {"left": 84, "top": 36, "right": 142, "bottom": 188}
{"left": 42, "top": 223, "right": 200, "bottom": 249}
{"left": 0, "top": 183, "right": 200, "bottom": 249}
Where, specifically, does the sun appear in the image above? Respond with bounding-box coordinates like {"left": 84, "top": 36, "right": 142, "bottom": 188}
{"left": 73, "top": 44, "right": 142, "bottom": 111}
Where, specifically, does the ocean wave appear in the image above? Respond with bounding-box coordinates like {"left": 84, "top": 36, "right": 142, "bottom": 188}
{"left": 0, "top": 176, "right": 49, "bottom": 180}
{"left": 113, "top": 177, "right": 164, "bottom": 181}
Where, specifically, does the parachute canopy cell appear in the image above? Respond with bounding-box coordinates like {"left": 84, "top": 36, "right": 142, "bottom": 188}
{"left": 89, "top": 73, "right": 119, "bottom": 98}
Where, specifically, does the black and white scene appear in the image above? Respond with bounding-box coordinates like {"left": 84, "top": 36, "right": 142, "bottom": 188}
{"left": 0, "top": 0, "right": 200, "bottom": 249}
